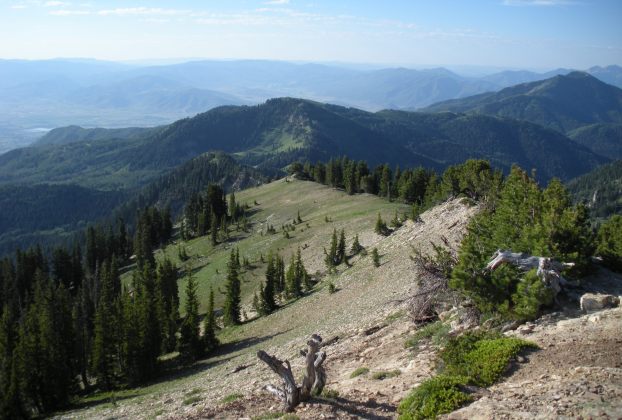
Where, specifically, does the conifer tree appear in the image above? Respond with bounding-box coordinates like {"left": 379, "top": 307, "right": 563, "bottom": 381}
{"left": 179, "top": 267, "right": 202, "bottom": 361}
{"left": 372, "top": 248, "right": 381, "bottom": 267}
{"left": 295, "top": 248, "right": 310, "bottom": 291}
{"left": 276, "top": 255, "right": 285, "bottom": 293}
{"left": 203, "top": 287, "right": 219, "bottom": 352}
{"left": 325, "top": 228, "right": 339, "bottom": 270}
{"left": 260, "top": 255, "right": 277, "bottom": 314}
{"left": 285, "top": 254, "right": 299, "bottom": 298}
{"left": 337, "top": 229, "right": 346, "bottom": 264}
{"left": 91, "top": 260, "right": 118, "bottom": 390}
{"left": 351, "top": 234, "right": 363, "bottom": 255}
{"left": 375, "top": 213, "right": 388, "bottom": 236}
{"left": 223, "top": 250, "right": 241, "bottom": 326}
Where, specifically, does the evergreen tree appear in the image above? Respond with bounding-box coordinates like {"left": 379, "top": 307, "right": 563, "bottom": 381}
{"left": 203, "top": 287, "right": 219, "bottom": 352}
{"left": 223, "top": 250, "right": 241, "bottom": 326}
{"left": 372, "top": 248, "right": 381, "bottom": 267}
{"left": 260, "top": 256, "right": 277, "bottom": 314}
{"left": 351, "top": 234, "right": 363, "bottom": 255}
{"left": 91, "top": 260, "right": 118, "bottom": 390}
{"left": 179, "top": 267, "right": 202, "bottom": 361}
{"left": 597, "top": 215, "right": 622, "bottom": 272}
{"left": 324, "top": 229, "right": 338, "bottom": 271}
{"left": 375, "top": 213, "right": 388, "bottom": 236}
{"left": 285, "top": 254, "right": 299, "bottom": 298}
{"left": 295, "top": 248, "right": 310, "bottom": 291}
{"left": 337, "top": 229, "right": 347, "bottom": 264}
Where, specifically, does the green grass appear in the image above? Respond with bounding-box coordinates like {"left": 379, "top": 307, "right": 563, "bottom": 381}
{"left": 182, "top": 395, "right": 202, "bottom": 406}
{"left": 185, "top": 388, "right": 203, "bottom": 396}
{"left": 350, "top": 367, "right": 370, "bottom": 378}
{"left": 321, "top": 388, "right": 340, "bottom": 399}
{"left": 221, "top": 393, "right": 243, "bottom": 403}
{"left": 154, "top": 178, "right": 409, "bottom": 316}
{"left": 404, "top": 321, "right": 451, "bottom": 349}
{"left": 371, "top": 369, "right": 401, "bottom": 380}
{"left": 385, "top": 310, "right": 405, "bottom": 324}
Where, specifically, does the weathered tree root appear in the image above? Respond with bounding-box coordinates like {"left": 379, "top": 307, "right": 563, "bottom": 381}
{"left": 257, "top": 334, "right": 327, "bottom": 412}
{"left": 486, "top": 249, "right": 574, "bottom": 294}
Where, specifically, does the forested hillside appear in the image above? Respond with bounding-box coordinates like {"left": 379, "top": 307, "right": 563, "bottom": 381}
{"left": 567, "top": 160, "right": 622, "bottom": 219}
{"left": 423, "top": 72, "right": 622, "bottom": 133}
{"left": 0, "top": 98, "right": 607, "bottom": 192}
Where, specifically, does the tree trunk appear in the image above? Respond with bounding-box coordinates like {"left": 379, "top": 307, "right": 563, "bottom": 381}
{"left": 486, "top": 249, "right": 574, "bottom": 294}
{"left": 257, "top": 334, "right": 328, "bottom": 412}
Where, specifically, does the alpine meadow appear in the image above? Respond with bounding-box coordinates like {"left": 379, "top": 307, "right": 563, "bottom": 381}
{"left": 1, "top": 1, "right": 621, "bottom": 419}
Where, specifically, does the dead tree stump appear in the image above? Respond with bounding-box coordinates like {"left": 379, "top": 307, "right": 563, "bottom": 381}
{"left": 486, "top": 249, "right": 574, "bottom": 294}
{"left": 257, "top": 334, "right": 327, "bottom": 412}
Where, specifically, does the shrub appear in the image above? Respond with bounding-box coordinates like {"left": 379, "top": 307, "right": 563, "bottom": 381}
{"left": 371, "top": 369, "right": 401, "bottom": 380}
{"left": 350, "top": 367, "right": 370, "bottom": 378}
{"left": 327, "top": 281, "right": 336, "bottom": 294}
{"left": 398, "top": 375, "right": 472, "bottom": 420}
{"left": 597, "top": 215, "right": 622, "bottom": 272}
{"left": 322, "top": 388, "right": 340, "bottom": 399}
{"left": 439, "top": 332, "right": 538, "bottom": 387}
{"left": 182, "top": 395, "right": 202, "bottom": 405}
{"left": 404, "top": 321, "right": 450, "bottom": 349}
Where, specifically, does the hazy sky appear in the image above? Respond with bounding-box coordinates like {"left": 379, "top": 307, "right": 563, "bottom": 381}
{"left": 2, "top": 0, "right": 621, "bottom": 69}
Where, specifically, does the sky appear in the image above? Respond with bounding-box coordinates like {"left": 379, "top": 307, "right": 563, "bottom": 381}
{"left": 1, "top": 0, "right": 621, "bottom": 69}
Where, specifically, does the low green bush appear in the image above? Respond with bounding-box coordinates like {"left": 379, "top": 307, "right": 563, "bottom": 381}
{"left": 322, "top": 388, "right": 340, "bottom": 399}
{"left": 404, "top": 321, "right": 450, "bottom": 349}
{"left": 350, "top": 367, "right": 370, "bottom": 378}
{"left": 439, "top": 332, "right": 538, "bottom": 387}
{"left": 398, "top": 375, "right": 472, "bottom": 420}
{"left": 371, "top": 369, "right": 401, "bottom": 380}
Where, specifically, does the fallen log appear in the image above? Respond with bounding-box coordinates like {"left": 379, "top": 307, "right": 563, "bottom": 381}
{"left": 486, "top": 249, "right": 574, "bottom": 294}
{"left": 257, "top": 334, "right": 328, "bottom": 412}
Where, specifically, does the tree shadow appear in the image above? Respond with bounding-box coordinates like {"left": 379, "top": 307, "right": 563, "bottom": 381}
{"left": 316, "top": 396, "right": 396, "bottom": 420}
{"left": 214, "top": 330, "right": 291, "bottom": 357}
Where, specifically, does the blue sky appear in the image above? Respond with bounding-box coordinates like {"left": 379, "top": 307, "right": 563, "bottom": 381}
{"left": 1, "top": 0, "right": 621, "bottom": 69}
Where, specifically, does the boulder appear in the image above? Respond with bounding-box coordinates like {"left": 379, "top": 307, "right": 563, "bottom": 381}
{"left": 579, "top": 293, "right": 620, "bottom": 312}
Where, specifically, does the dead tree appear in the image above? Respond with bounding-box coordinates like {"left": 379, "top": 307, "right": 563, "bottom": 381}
{"left": 257, "top": 334, "right": 327, "bottom": 412}
{"left": 486, "top": 249, "right": 574, "bottom": 294}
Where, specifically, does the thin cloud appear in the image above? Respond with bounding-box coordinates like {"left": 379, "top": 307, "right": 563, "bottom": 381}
{"left": 49, "top": 9, "right": 89, "bottom": 15}
{"left": 44, "top": 1, "right": 69, "bottom": 6}
{"left": 97, "top": 7, "right": 190, "bottom": 16}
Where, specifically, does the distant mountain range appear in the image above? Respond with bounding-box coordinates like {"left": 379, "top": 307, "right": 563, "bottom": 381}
{"left": 1, "top": 68, "right": 621, "bottom": 256}
{"left": 1, "top": 59, "right": 621, "bottom": 154}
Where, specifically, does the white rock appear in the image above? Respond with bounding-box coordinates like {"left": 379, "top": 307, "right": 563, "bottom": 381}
{"left": 580, "top": 293, "right": 620, "bottom": 312}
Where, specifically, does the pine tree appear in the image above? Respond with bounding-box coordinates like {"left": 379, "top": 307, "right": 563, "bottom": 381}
{"left": 260, "top": 256, "right": 277, "bottom": 314}
{"left": 91, "top": 260, "right": 118, "bottom": 390}
{"left": 337, "top": 229, "right": 346, "bottom": 264}
{"left": 372, "top": 248, "right": 381, "bottom": 267}
{"left": 179, "top": 267, "right": 202, "bottom": 361}
{"left": 295, "top": 248, "right": 310, "bottom": 291}
{"left": 351, "top": 234, "right": 363, "bottom": 255}
{"left": 285, "top": 254, "right": 299, "bottom": 298}
{"left": 375, "top": 213, "right": 388, "bottom": 236}
{"left": 203, "top": 287, "right": 219, "bottom": 353}
{"left": 325, "top": 229, "right": 339, "bottom": 271}
{"left": 223, "top": 250, "right": 241, "bottom": 326}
